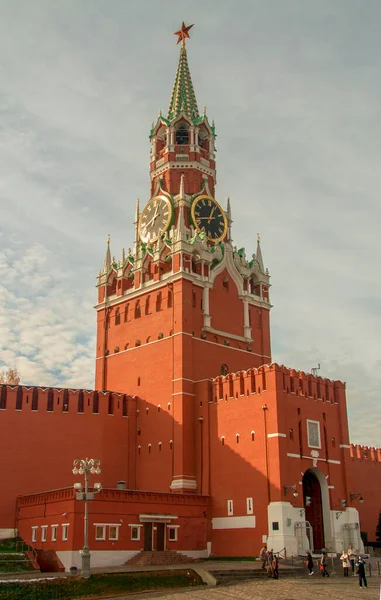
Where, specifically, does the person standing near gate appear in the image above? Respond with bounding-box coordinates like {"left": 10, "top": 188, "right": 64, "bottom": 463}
{"left": 356, "top": 556, "right": 368, "bottom": 589}
{"left": 348, "top": 545, "right": 356, "bottom": 576}
{"left": 259, "top": 544, "right": 267, "bottom": 569}
{"left": 340, "top": 550, "right": 350, "bottom": 576}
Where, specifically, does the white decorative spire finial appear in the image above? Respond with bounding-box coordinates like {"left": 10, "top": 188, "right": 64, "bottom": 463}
{"left": 179, "top": 172, "right": 185, "bottom": 200}
{"left": 227, "top": 197, "right": 232, "bottom": 242}
{"left": 134, "top": 199, "right": 140, "bottom": 255}
{"left": 256, "top": 233, "right": 264, "bottom": 272}
{"left": 103, "top": 234, "right": 112, "bottom": 272}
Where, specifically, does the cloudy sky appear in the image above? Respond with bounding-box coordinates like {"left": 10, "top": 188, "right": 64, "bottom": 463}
{"left": 0, "top": 0, "right": 380, "bottom": 446}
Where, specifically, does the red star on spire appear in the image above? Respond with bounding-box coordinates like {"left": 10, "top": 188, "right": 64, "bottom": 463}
{"left": 174, "top": 22, "right": 194, "bottom": 46}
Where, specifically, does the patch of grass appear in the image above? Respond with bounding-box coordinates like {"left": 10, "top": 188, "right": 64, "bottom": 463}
{"left": 0, "top": 538, "right": 23, "bottom": 553}
{"left": 0, "top": 569, "right": 204, "bottom": 600}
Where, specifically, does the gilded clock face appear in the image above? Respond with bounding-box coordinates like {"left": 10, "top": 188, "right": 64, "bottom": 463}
{"left": 191, "top": 195, "right": 227, "bottom": 242}
{"left": 138, "top": 195, "right": 173, "bottom": 243}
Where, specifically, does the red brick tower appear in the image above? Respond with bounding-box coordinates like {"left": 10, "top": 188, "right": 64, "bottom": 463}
{"left": 95, "top": 24, "right": 271, "bottom": 493}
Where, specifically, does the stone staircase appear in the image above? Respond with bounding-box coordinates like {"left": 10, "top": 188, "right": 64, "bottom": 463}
{"left": 126, "top": 550, "right": 196, "bottom": 566}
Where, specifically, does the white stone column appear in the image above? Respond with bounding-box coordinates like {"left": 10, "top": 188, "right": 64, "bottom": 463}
{"left": 243, "top": 298, "right": 252, "bottom": 339}
{"left": 203, "top": 286, "right": 211, "bottom": 327}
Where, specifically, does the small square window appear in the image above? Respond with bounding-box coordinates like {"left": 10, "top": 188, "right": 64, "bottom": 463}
{"left": 109, "top": 526, "right": 118, "bottom": 541}
{"left": 62, "top": 524, "right": 69, "bottom": 541}
{"left": 272, "top": 521, "right": 279, "bottom": 531}
{"left": 246, "top": 497, "right": 253, "bottom": 515}
{"left": 131, "top": 526, "right": 140, "bottom": 541}
{"left": 31, "top": 527, "right": 37, "bottom": 543}
{"left": 227, "top": 500, "right": 233, "bottom": 516}
{"left": 168, "top": 527, "right": 178, "bottom": 541}
{"left": 51, "top": 526, "right": 57, "bottom": 542}
{"left": 41, "top": 526, "right": 48, "bottom": 542}
{"left": 95, "top": 525, "right": 106, "bottom": 541}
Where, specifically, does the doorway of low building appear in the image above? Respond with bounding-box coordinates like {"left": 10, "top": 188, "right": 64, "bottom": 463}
{"left": 156, "top": 523, "right": 165, "bottom": 551}
{"left": 303, "top": 469, "right": 325, "bottom": 551}
{"left": 144, "top": 522, "right": 153, "bottom": 551}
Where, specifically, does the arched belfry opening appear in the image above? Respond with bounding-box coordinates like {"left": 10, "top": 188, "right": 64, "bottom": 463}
{"left": 303, "top": 469, "right": 325, "bottom": 551}
{"left": 176, "top": 123, "right": 189, "bottom": 145}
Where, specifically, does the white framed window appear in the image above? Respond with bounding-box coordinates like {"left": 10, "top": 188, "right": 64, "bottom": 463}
{"left": 129, "top": 524, "right": 142, "bottom": 541}
{"left": 109, "top": 525, "right": 119, "bottom": 541}
{"left": 246, "top": 497, "right": 253, "bottom": 515}
{"left": 31, "top": 526, "right": 38, "bottom": 543}
{"left": 167, "top": 526, "right": 179, "bottom": 542}
{"left": 51, "top": 525, "right": 58, "bottom": 541}
{"left": 62, "top": 524, "right": 69, "bottom": 541}
{"left": 95, "top": 525, "right": 106, "bottom": 541}
{"left": 41, "top": 526, "right": 48, "bottom": 542}
{"left": 227, "top": 500, "right": 234, "bottom": 516}
{"left": 307, "top": 419, "right": 321, "bottom": 449}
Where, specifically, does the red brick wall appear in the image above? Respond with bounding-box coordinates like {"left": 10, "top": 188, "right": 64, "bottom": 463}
{"left": 0, "top": 386, "right": 131, "bottom": 530}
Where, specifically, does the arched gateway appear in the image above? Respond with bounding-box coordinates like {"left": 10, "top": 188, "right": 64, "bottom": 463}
{"left": 303, "top": 469, "right": 325, "bottom": 550}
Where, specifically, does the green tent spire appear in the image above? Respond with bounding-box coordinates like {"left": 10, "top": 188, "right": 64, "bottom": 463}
{"left": 167, "top": 43, "right": 200, "bottom": 123}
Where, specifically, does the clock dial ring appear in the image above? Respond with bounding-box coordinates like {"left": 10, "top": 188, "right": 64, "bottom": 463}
{"left": 138, "top": 195, "right": 173, "bottom": 243}
{"left": 191, "top": 194, "right": 227, "bottom": 242}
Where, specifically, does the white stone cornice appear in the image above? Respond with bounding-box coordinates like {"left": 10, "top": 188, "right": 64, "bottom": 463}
{"left": 94, "top": 271, "right": 208, "bottom": 311}
{"left": 151, "top": 161, "right": 216, "bottom": 180}
{"left": 203, "top": 326, "right": 252, "bottom": 343}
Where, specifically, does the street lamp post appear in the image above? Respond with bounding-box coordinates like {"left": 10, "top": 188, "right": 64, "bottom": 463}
{"left": 72, "top": 458, "right": 102, "bottom": 579}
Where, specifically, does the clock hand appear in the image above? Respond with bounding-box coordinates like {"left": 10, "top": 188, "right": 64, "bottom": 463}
{"left": 207, "top": 206, "right": 216, "bottom": 224}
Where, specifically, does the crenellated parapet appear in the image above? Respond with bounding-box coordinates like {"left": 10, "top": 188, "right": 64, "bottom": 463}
{"left": 210, "top": 362, "right": 345, "bottom": 404}
{"left": 0, "top": 385, "right": 134, "bottom": 417}
{"left": 350, "top": 443, "right": 381, "bottom": 461}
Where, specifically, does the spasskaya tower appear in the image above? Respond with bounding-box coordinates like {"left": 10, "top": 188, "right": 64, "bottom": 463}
{"left": 95, "top": 23, "right": 271, "bottom": 493}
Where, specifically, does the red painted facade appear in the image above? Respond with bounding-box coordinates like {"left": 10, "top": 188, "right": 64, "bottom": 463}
{"left": 1, "top": 33, "right": 380, "bottom": 567}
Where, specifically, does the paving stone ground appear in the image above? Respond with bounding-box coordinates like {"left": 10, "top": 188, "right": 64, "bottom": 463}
{"left": 104, "top": 576, "right": 381, "bottom": 600}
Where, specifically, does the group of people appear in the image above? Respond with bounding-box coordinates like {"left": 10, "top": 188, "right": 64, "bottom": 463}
{"left": 259, "top": 545, "right": 279, "bottom": 579}
{"left": 305, "top": 544, "right": 368, "bottom": 589}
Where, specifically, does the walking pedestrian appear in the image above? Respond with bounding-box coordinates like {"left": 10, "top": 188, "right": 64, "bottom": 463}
{"left": 272, "top": 554, "right": 279, "bottom": 579}
{"left": 306, "top": 551, "right": 314, "bottom": 575}
{"left": 259, "top": 544, "right": 267, "bottom": 570}
{"left": 340, "top": 550, "right": 350, "bottom": 576}
{"left": 320, "top": 551, "right": 329, "bottom": 577}
{"left": 356, "top": 556, "right": 368, "bottom": 589}
{"left": 348, "top": 544, "right": 356, "bottom": 576}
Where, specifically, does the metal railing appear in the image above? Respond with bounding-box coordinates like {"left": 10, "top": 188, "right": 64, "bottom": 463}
{"left": 15, "top": 540, "right": 39, "bottom": 570}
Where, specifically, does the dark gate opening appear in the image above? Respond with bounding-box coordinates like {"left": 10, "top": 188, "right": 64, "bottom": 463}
{"left": 303, "top": 469, "right": 325, "bottom": 551}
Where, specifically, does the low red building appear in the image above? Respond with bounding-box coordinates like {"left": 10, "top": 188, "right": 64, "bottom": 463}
{"left": 1, "top": 25, "right": 379, "bottom": 570}
{"left": 16, "top": 487, "right": 209, "bottom": 570}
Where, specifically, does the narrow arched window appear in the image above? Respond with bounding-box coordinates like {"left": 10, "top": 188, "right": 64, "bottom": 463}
{"left": 115, "top": 308, "right": 121, "bottom": 325}
{"left": 156, "top": 291, "right": 162, "bottom": 311}
{"left": 221, "top": 364, "right": 229, "bottom": 376}
{"left": 167, "top": 288, "right": 173, "bottom": 308}
{"left": 145, "top": 296, "right": 150, "bottom": 315}
{"left": 135, "top": 300, "right": 141, "bottom": 319}
{"left": 251, "top": 431, "right": 255, "bottom": 442}
{"left": 124, "top": 304, "right": 129, "bottom": 322}
{"left": 176, "top": 125, "right": 189, "bottom": 145}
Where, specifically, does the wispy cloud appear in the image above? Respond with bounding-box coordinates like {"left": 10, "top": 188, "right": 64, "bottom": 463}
{"left": 0, "top": 0, "right": 379, "bottom": 446}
